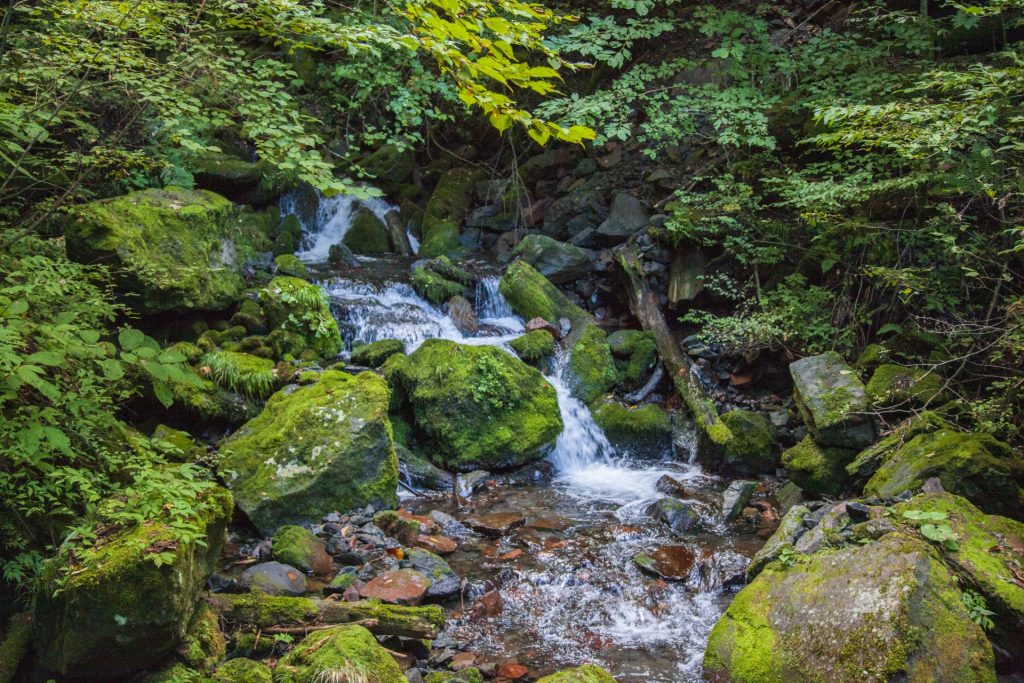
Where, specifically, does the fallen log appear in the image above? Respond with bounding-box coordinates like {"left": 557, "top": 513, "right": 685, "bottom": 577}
{"left": 205, "top": 593, "right": 444, "bottom": 639}
{"left": 384, "top": 209, "right": 414, "bottom": 257}
{"left": 616, "top": 245, "right": 733, "bottom": 454}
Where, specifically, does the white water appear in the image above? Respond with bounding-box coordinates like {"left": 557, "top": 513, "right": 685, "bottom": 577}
{"left": 280, "top": 189, "right": 395, "bottom": 263}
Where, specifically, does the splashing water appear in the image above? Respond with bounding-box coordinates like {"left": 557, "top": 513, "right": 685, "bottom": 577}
{"left": 280, "top": 189, "right": 395, "bottom": 263}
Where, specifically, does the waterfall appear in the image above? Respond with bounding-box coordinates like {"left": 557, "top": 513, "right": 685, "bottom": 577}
{"left": 280, "top": 188, "right": 395, "bottom": 263}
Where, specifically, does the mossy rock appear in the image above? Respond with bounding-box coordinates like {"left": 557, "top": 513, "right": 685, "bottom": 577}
{"left": 592, "top": 401, "right": 670, "bottom": 453}
{"left": 716, "top": 410, "right": 780, "bottom": 475}
{"left": 259, "top": 276, "right": 342, "bottom": 358}
{"left": 790, "top": 351, "right": 876, "bottom": 449}
{"left": 509, "top": 329, "right": 556, "bottom": 364}
{"left": 66, "top": 187, "right": 271, "bottom": 313}
{"left": 343, "top": 207, "right": 391, "bottom": 255}
{"left": 34, "top": 488, "right": 233, "bottom": 678}
{"left": 855, "top": 343, "right": 890, "bottom": 369}
{"left": 230, "top": 298, "right": 268, "bottom": 335}
{"left": 390, "top": 339, "right": 562, "bottom": 472}
{"left": 274, "top": 624, "right": 405, "bottom": 683}
{"left": 617, "top": 337, "right": 657, "bottom": 389}
{"left": 863, "top": 427, "right": 1023, "bottom": 517}
{"left": 212, "top": 658, "right": 272, "bottom": 683}
{"left": 420, "top": 167, "right": 482, "bottom": 258}
{"left": 536, "top": 664, "right": 618, "bottom": 682}
{"left": 424, "top": 670, "right": 484, "bottom": 683}
{"left": 506, "top": 233, "right": 593, "bottom": 284}
{"left": 607, "top": 329, "right": 647, "bottom": 356}
{"left": 145, "top": 663, "right": 209, "bottom": 683}
{"left": 703, "top": 532, "right": 996, "bottom": 683}
{"left": 499, "top": 260, "right": 587, "bottom": 327}
{"left": 351, "top": 339, "right": 406, "bottom": 367}
{"left": 201, "top": 350, "right": 277, "bottom": 400}
{"left": 168, "top": 374, "right": 261, "bottom": 427}
{"left": 746, "top": 504, "right": 812, "bottom": 580}
{"left": 568, "top": 323, "right": 618, "bottom": 404}
{"left": 273, "top": 214, "right": 304, "bottom": 256}
{"left": 152, "top": 424, "right": 206, "bottom": 462}
{"left": 359, "top": 143, "right": 415, "bottom": 192}
{"left": 274, "top": 253, "right": 308, "bottom": 278}
{"left": 218, "top": 370, "right": 398, "bottom": 535}
{"left": 424, "top": 255, "right": 474, "bottom": 284}
{"left": 845, "top": 411, "right": 952, "bottom": 488}
{"left": 190, "top": 151, "right": 268, "bottom": 194}
{"left": 781, "top": 436, "right": 855, "bottom": 496}
{"left": 865, "top": 364, "right": 944, "bottom": 408}
{"left": 176, "top": 602, "right": 225, "bottom": 673}
{"left": 411, "top": 266, "right": 466, "bottom": 306}
{"left": 271, "top": 525, "right": 331, "bottom": 576}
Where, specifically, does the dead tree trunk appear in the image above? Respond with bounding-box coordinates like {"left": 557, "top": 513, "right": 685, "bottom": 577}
{"left": 385, "top": 209, "right": 413, "bottom": 257}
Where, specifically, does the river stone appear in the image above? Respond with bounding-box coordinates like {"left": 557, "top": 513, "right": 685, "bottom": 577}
{"left": 781, "top": 436, "right": 856, "bottom": 496}
{"left": 464, "top": 512, "right": 526, "bottom": 537}
{"left": 790, "top": 351, "right": 876, "bottom": 449}
{"left": 499, "top": 260, "right": 588, "bottom": 328}
{"left": 536, "top": 664, "right": 617, "bottom": 682}
{"left": 865, "top": 363, "right": 944, "bottom": 408}
{"left": 504, "top": 234, "right": 594, "bottom": 284}
{"left": 716, "top": 410, "right": 780, "bottom": 475}
{"left": 404, "top": 548, "right": 461, "bottom": 600}
{"left": 343, "top": 206, "right": 390, "bottom": 255}
{"left": 845, "top": 411, "right": 951, "bottom": 488}
{"left": 259, "top": 276, "right": 342, "bottom": 358}
{"left": 568, "top": 322, "right": 619, "bottom": 404}
{"left": 704, "top": 532, "right": 996, "bottom": 682}
{"left": 351, "top": 338, "right": 406, "bottom": 367}
{"left": 721, "top": 480, "right": 757, "bottom": 522}
{"left": 633, "top": 545, "right": 695, "bottom": 580}
{"left": 388, "top": 339, "right": 562, "bottom": 472}
{"left": 647, "top": 497, "right": 704, "bottom": 534}
{"left": 213, "top": 658, "right": 273, "bottom": 683}
{"left": 746, "top": 505, "right": 811, "bottom": 580}
{"left": 420, "top": 167, "right": 482, "bottom": 258}
{"left": 218, "top": 370, "right": 399, "bottom": 535}
{"left": 656, "top": 474, "right": 697, "bottom": 498}
{"left": 33, "top": 489, "right": 232, "bottom": 678}
{"left": 359, "top": 569, "right": 431, "bottom": 606}
{"left": 275, "top": 624, "right": 405, "bottom": 683}
{"left": 447, "top": 295, "right": 479, "bottom": 335}
{"left": 66, "top": 187, "right": 271, "bottom": 313}
{"left": 271, "top": 525, "right": 332, "bottom": 577}
{"left": 239, "top": 561, "right": 307, "bottom": 596}
{"left": 596, "top": 192, "right": 648, "bottom": 244}
{"left": 414, "top": 534, "right": 458, "bottom": 555}
{"left": 794, "top": 502, "right": 852, "bottom": 555}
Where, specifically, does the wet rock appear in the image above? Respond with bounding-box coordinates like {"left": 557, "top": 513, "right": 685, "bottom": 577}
{"left": 447, "top": 295, "right": 479, "bottom": 335}
{"left": 721, "top": 480, "right": 757, "bottom": 522}
{"left": 503, "top": 234, "right": 594, "bottom": 284}
{"left": 239, "top": 561, "right": 307, "bottom": 596}
{"left": 359, "top": 569, "right": 431, "bottom": 606}
{"left": 415, "top": 534, "right": 458, "bottom": 555}
{"left": 420, "top": 167, "right": 483, "bottom": 259}
{"left": 782, "top": 436, "right": 856, "bottom": 497}
{"left": 537, "top": 664, "right": 617, "bottom": 682}
{"left": 633, "top": 545, "right": 695, "bottom": 580}
{"left": 790, "top": 351, "right": 876, "bottom": 449}
{"left": 429, "top": 511, "right": 473, "bottom": 540}
{"left": 276, "top": 625, "right": 405, "bottom": 682}
{"left": 350, "top": 338, "right": 405, "bottom": 367}
{"left": 509, "top": 330, "right": 556, "bottom": 366}
{"left": 328, "top": 242, "right": 360, "bottom": 268}
{"left": 596, "top": 192, "right": 648, "bottom": 245}
{"left": 525, "top": 316, "right": 563, "bottom": 340}
{"left": 647, "top": 497, "right": 705, "bottom": 534}
{"left": 271, "top": 525, "right": 332, "bottom": 577}
{"left": 655, "top": 474, "right": 697, "bottom": 498}
{"left": 450, "top": 652, "right": 477, "bottom": 671}
{"left": 472, "top": 590, "right": 504, "bottom": 619}
{"left": 404, "top": 548, "right": 461, "bottom": 601}
{"left": 499, "top": 260, "right": 588, "bottom": 327}
{"left": 374, "top": 510, "right": 421, "bottom": 545}
{"left": 323, "top": 569, "right": 358, "bottom": 595}
{"left": 464, "top": 512, "right": 526, "bottom": 538}
{"left": 343, "top": 206, "right": 390, "bottom": 255}
{"left": 568, "top": 322, "right": 619, "bottom": 404}
{"left": 498, "top": 661, "right": 529, "bottom": 679}
{"left": 260, "top": 276, "right": 342, "bottom": 358}
{"left": 704, "top": 533, "right": 995, "bottom": 682}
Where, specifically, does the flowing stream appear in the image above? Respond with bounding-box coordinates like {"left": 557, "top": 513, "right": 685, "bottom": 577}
{"left": 288, "top": 194, "right": 766, "bottom": 682}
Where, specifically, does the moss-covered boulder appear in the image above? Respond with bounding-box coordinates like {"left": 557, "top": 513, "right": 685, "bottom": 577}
{"left": 218, "top": 370, "right": 398, "bottom": 534}
{"left": 390, "top": 339, "right": 562, "bottom": 472}
{"left": 34, "top": 488, "right": 233, "bottom": 678}
{"left": 865, "top": 363, "right": 944, "bottom": 408}
{"left": 259, "top": 276, "right": 342, "bottom": 358}
{"left": 411, "top": 267, "right": 466, "bottom": 306}
{"left": 505, "top": 234, "right": 594, "bottom": 284}
{"left": 746, "top": 504, "right": 812, "bottom": 580}
{"left": 509, "top": 329, "right": 556, "bottom": 365}
{"left": 190, "top": 152, "right": 269, "bottom": 201}
{"left": 420, "top": 167, "right": 482, "bottom": 258}
{"left": 863, "top": 427, "right": 1023, "bottom": 517}
{"left": 66, "top": 187, "right": 271, "bottom": 313}
{"left": 845, "top": 411, "right": 952, "bottom": 487}
{"left": 536, "top": 664, "right": 617, "bottom": 682}
{"left": 213, "top": 658, "right": 272, "bottom": 683}
{"left": 703, "top": 532, "right": 996, "bottom": 683}
{"left": 351, "top": 339, "right": 406, "bottom": 367}
{"left": 499, "top": 260, "right": 587, "bottom": 327}
{"left": 275, "top": 624, "right": 405, "bottom": 683}
{"left": 201, "top": 350, "right": 277, "bottom": 400}
{"left": 343, "top": 207, "right": 391, "bottom": 255}
{"left": 271, "top": 525, "right": 332, "bottom": 576}
{"left": 790, "top": 351, "right": 876, "bottom": 449}
{"left": 568, "top": 323, "right": 618, "bottom": 404}
{"left": 592, "top": 401, "right": 670, "bottom": 452}
{"left": 230, "top": 298, "right": 268, "bottom": 335}
{"left": 359, "top": 143, "right": 415, "bottom": 193}
{"left": 274, "top": 253, "right": 308, "bottom": 278}
{"left": 152, "top": 424, "right": 206, "bottom": 462}
{"left": 169, "top": 374, "right": 261, "bottom": 428}
{"left": 781, "top": 436, "right": 855, "bottom": 496}
{"left": 176, "top": 602, "right": 225, "bottom": 673}
{"left": 716, "top": 410, "right": 780, "bottom": 475}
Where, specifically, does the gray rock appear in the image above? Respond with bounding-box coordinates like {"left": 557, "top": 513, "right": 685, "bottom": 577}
{"left": 722, "top": 480, "right": 757, "bottom": 522}
{"left": 746, "top": 504, "right": 811, "bottom": 580}
{"left": 790, "top": 352, "right": 876, "bottom": 448}
{"left": 794, "top": 503, "right": 851, "bottom": 554}
{"left": 403, "top": 548, "right": 461, "bottom": 600}
{"left": 646, "top": 497, "right": 705, "bottom": 533}
{"left": 429, "top": 510, "right": 473, "bottom": 540}
{"left": 501, "top": 233, "right": 594, "bottom": 284}
{"left": 596, "top": 193, "right": 649, "bottom": 244}
{"left": 239, "top": 561, "right": 307, "bottom": 596}
{"left": 447, "top": 295, "right": 479, "bottom": 335}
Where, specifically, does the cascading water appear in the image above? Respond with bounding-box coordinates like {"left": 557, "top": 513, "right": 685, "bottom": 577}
{"left": 280, "top": 188, "right": 395, "bottom": 263}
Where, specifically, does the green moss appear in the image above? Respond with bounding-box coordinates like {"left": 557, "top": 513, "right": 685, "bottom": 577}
{"left": 168, "top": 341, "right": 204, "bottom": 362}
{"left": 618, "top": 337, "right": 657, "bottom": 388}
{"left": 424, "top": 255, "right": 474, "bottom": 284}
{"left": 201, "top": 350, "right": 277, "bottom": 399}
{"left": 568, "top": 323, "right": 619, "bottom": 404}
{"left": 509, "top": 329, "right": 556, "bottom": 364}
{"left": 0, "top": 613, "right": 32, "bottom": 683}
{"left": 191, "top": 152, "right": 267, "bottom": 186}
{"left": 273, "top": 214, "right": 304, "bottom": 256}
{"left": 225, "top": 592, "right": 318, "bottom": 627}
{"left": 274, "top": 254, "right": 308, "bottom": 278}
{"left": 66, "top": 187, "right": 270, "bottom": 313}
{"left": 145, "top": 663, "right": 209, "bottom": 683}
{"left": 218, "top": 370, "right": 398, "bottom": 534}
{"left": 703, "top": 570, "right": 784, "bottom": 683}
{"left": 535, "top": 664, "right": 618, "bottom": 682}
{"left": 275, "top": 625, "right": 405, "bottom": 683}
{"left": 410, "top": 267, "right": 466, "bottom": 305}
{"left": 177, "top": 602, "right": 225, "bottom": 673}
{"left": 864, "top": 428, "right": 1023, "bottom": 516}
{"left": 866, "top": 364, "right": 944, "bottom": 408}
{"left": 360, "top": 143, "right": 414, "bottom": 189}
{"left": 152, "top": 424, "right": 206, "bottom": 462}
{"left": 390, "top": 339, "right": 562, "bottom": 472}
{"left": 271, "top": 525, "right": 328, "bottom": 574}
{"left": 781, "top": 435, "right": 855, "bottom": 496}
{"left": 498, "top": 260, "right": 586, "bottom": 325}
{"left": 259, "top": 276, "right": 342, "bottom": 359}
{"left": 790, "top": 351, "right": 875, "bottom": 448}
{"left": 373, "top": 510, "right": 420, "bottom": 543}
{"left": 424, "top": 670, "right": 484, "bottom": 683}
{"left": 607, "top": 329, "right": 648, "bottom": 356}
{"left": 592, "top": 401, "right": 670, "bottom": 438}
{"left": 350, "top": 339, "right": 406, "bottom": 367}
{"left": 420, "top": 167, "right": 482, "bottom": 258}
{"left": 718, "top": 410, "right": 780, "bottom": 475}
{"left": 855, "top": 343, "right": 889, "bottom": 369}
{"left": 343, "top": 207, "right": 391, "bottom": 255}
{"left": 212, "top": 658, "right": 272, "bottom": 683}
{"left": 846, "top": 411, "right": 951, "bottom": 487}
{"left": 168, "top": 374, "right": 261, "bottom": 427}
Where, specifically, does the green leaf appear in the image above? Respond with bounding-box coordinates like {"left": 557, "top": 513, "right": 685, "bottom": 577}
{"left": 153, "top": 380, "right": 174, "bottom": 408}
{"left": 118, "top": 328, "right": 146, "bottom": 351}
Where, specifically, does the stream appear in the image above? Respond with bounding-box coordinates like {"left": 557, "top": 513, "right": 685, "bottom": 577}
{"left": 284, "top": 192, "right": 770, "bottom": 682}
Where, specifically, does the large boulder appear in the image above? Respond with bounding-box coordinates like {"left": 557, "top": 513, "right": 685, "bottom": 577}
{"left": 275, "top": 625, "right": 405, "bottom": 683}
{"left": 499, "top": 261, "right": 587, "bottom": 327}
{"left": 388, "top": 339, "right": 562, "bottom": 472}
{"left": 66, "top": 187, "right": 271, "bottom": 313}
{"left": 862, "top": 427, "right": 1023, "bottom": 518}
{"left": 504, "top": 234, "right": 594, "bottom": 284}
{"left": 343, "top": 207, "right": 391, "bottom": 255}
{"left": 704, "top": 532, "right": 996, "bottom": 682}
{"left": 715, "top": 410, "right": 780, "bottom": 475}
{"left": 420, "top": 167, "right": 482, "bottom": 258}
{"left": 596, "top": 192, "right": 648, "bottom": 245}
{"left": 568, "top": 323, "right": 619, "bottom": 404}
{"left": 865, "top": 364, "right": 944, "bottom": 408}
{"left": 259, "top": 276, "right": 342, "bottom": 358}
{"left": 781, "top": 436, "right": 855, "bottom": 496}
{"left": 845, "top": 411, "right": 951, "bottom": 488}
{"left": 592, "top": 401, "right": 670, "bottom": 452}
{"left": 789, "top": 352, "right": 876, "bottom": 449}
{"left": 536, "top": 665, "right": 617, "bottom": 682}
{"left": 218, "top": 370, "right": 398, "bottom": 534}
{"left": 34, "top": 488, "right": 233, "bottom": 678}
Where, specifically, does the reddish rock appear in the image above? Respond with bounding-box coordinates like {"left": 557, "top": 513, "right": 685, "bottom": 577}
{"left": 525, "top": 317, "right": 562, "bottom": 340}
{"left": 448, "top": 295, "right": 479, "bottom": 335}
{"left": 500, "top": 549, "right": 524, "bottom": 561}
{"left": 497, "top": 662, "right": 529, "bottom": 679}
{"left": 398, "top": 509, "right": 438, "bottom": 534}
{"left": 655, "top": 474, "right": 696, "bottom": 498}
{"left": 464, "top": 512, "right": 526, "bottom": 538}
{"left": 414, "top": 534, "right": 457, "bottom": 555}
{"left": 451, "top": 652, "right": 477, "bottom": 671}
{"left": 633, "top": 545, "right": 695, "bottom": 581}
{"left": 526, "top": 516, "right": 570, "bottom": 531}
{"left": 359, "top": 569, "right": 429, "bottom": 606}
{"left": 472, "top": 589, "right": 504, "bottom": 618}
